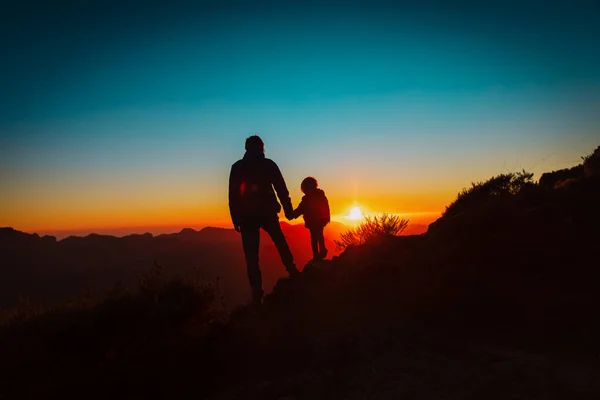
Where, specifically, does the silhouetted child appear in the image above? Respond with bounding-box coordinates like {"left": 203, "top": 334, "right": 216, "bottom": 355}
{"left": 293, "top": 177, "right": 331, "bottom": 260}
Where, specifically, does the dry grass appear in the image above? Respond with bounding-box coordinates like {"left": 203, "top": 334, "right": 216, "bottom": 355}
{"left": 335, "top": 213, "right": 409, "bottom": 249}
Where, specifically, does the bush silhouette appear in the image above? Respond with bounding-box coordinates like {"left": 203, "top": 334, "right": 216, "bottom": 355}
{"left": 0, "top": 263, "right": 222, "bottom": 399}
{"left": 1, "top": 262, "right": 219, "bottom": 332}
{"left": 443, "top": 170, "right": 535, "bottom": 217}
{"left": 335, "top": 213, "right": 409, "bottom": 249}
{"left": 583, "top": 146, "right": 600, "bottom": 178}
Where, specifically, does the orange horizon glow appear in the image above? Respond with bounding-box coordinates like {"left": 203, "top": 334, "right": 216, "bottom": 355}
{"left": 12, "top": 209, "right": 443, "bottom": 240}
{"left": 4, "top": 143, "right": 592, "bottom": 237}
{"left": 4, "top": 210, "right": 444, "bottom": 235}
{"left": 4, "top": 205, "right": 443, "bottom": 238}
{"left": 2, "top": 188, "right": 452, "bottom": 235}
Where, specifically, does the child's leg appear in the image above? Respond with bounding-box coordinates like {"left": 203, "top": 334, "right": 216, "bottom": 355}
{"left": 309, "top": 228, "right": 320, "bottom": 259}
{"left": 318, "top": 227, "right": 327, "bottom": 258}
{"left": 319, "top": 232, "right": 326, "bottom": 252}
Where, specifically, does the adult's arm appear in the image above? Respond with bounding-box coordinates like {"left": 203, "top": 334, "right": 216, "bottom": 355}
{"left": 270, "top": 160, "right": 294, "bottom": 218}
{"left": 228, "top": 164, "right": 242, "bottom": 227}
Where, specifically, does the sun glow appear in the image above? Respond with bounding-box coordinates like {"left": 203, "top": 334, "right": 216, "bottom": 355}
{"left": 347, "top": 206, "right": 363, "bottom": 221}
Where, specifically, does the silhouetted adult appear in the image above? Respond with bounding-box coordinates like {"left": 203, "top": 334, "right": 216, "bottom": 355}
{"left": 229, "top": 135, "right": 299, "bottom": 304}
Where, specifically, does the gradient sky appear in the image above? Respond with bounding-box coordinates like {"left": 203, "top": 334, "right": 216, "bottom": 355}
{"left": 1, "top": 0, "right": 599, "bottom": 235}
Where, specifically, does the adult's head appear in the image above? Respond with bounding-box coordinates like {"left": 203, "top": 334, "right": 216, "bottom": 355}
{"left": 245, "top": 135, "right": 264, "bottom": 153}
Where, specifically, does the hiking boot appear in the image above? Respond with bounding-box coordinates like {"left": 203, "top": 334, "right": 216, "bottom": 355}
{"left": 319, "top": 248, "right": 328, "bottom": 259}
{"left": 251, "top": 288, "right": 264, "bottom": 306}
{"left": 251, "top": 294, "right": 263, "bottom": 307}
{"left": 286, "top": 266, "right": 301, "bottom": 278}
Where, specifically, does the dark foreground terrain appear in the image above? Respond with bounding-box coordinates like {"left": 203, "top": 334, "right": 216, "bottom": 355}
{"left": 1, "top": 148, "right": 599, "bottom": 399}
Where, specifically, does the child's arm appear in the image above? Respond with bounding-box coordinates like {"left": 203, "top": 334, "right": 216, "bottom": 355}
{"left": 292, "top": 199, "right": 305, "bottom": 219}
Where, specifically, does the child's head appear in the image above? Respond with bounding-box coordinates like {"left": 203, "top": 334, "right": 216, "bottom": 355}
{"left": 301, "top": 176, "right": 318, "bottom": 194}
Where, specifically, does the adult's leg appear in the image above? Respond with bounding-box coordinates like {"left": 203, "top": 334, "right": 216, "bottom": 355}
{"left": 262, "top": 215, "right": 298, "bottom": 274}
{"left": 240, "top": 223, "right": 263, "bottom": 300}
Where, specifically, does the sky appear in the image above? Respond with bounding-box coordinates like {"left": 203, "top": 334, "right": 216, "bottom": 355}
{"left": 1, "top": 0, "right": 599, "bottom": 236}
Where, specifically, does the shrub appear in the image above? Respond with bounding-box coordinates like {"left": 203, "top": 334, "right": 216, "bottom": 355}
{"left": 443, "top": 170, "right": 535, "bottom": 217}
{"left": 0, "top": 262, "right": 220, "bottom": 329}
{"left": 583, "top": 146, "right": 600, "bottom": 179}
{"left": 335, "top": 214, "right": 408, "bottom": 249}
{"left": 0, "top": 264, "right": 221, "bottom": 399}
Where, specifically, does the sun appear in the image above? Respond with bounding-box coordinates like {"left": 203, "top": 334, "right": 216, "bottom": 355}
{"left": 347, "top": 206, "right": 363, "bottom": 221}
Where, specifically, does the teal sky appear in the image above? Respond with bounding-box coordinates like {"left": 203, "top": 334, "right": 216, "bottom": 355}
{"left": 1, "top": 0, "right": 599, "bottom": 232}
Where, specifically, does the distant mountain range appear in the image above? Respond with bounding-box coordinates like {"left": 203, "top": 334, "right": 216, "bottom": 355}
{"left": 0, "top": 222, "right": 315, "bottom": 308}
{"left": 0, "top": 219, "right": 429, "bottom": 309}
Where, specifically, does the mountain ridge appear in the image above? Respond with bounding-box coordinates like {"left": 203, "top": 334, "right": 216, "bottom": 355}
{"left": 0, "top": 222, "right": 352, "bottom": 309}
